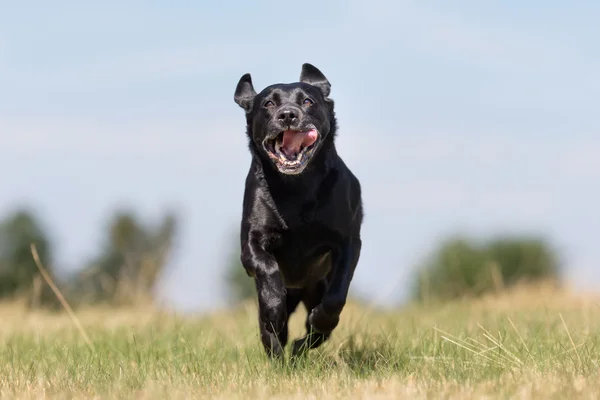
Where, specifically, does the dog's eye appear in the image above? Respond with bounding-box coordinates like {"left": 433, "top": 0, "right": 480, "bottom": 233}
{"left": 264, "top": 100, "right": 275, "bottom": 108}
{"left": 303, "top": 98, "right": 313, "bottom": 106}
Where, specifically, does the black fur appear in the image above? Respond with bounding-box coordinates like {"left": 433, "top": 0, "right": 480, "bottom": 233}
{"left": 234, "top": 63, "right": 363, "bottom": 359}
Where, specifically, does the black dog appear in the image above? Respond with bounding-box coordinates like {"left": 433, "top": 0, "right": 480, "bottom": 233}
{"left": 233, "top": 63, "right": 363, "bottom": 359}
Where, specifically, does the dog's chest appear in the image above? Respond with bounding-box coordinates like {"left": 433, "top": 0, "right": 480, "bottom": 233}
{"left": 275, "top": 247, "right": 333, "bottom": 289}
{"left": 271, "top": 225, "right": 336, "bottom": 288}
{"left": 274, "top": 198, "right": 319, "bottom": 228}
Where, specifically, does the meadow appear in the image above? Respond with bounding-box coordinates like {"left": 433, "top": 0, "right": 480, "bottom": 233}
{"left": 1, "top": 283, "right": 599, "bottom": 399}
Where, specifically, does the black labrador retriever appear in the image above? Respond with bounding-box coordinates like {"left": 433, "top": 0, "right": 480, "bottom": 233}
{"left": 233, "top": 63, "right": 363, "bottom": 359}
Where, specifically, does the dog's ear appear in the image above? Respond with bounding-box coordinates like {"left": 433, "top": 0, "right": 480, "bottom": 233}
{"left": 300, "top": 63, "right": 331, "bottom": 98}
{"left": 234, "top": 73, "right": 257, "bottom": 112}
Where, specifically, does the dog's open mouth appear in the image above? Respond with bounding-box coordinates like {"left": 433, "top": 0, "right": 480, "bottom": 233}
{"left": 263, "top": 129, "right": 319, "bottom": 174}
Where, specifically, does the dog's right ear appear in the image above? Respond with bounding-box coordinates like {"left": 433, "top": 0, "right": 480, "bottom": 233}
{"left": 234, "top": 73, "right": 257, "bottom": 112}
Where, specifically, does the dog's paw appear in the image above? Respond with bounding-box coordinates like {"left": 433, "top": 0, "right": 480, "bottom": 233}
{"left": 308, "top": 304, "right": 340, "bottom": 333}
{"left": 291, "top": 337, "right": 309, "bottom": 358}
{"left": 260, "top": 322, "right": 286, "bottom": 359}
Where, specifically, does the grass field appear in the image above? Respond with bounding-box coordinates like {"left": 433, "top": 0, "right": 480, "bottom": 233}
{"left": 1, "top": 283, "right": 599, "bottom": 399}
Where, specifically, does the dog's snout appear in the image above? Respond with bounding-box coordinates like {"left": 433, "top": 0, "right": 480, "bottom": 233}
{"left": 277, "top": 107, "right": 301, "bottom": 125}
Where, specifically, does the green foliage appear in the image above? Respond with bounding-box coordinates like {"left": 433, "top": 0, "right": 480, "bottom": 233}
{"left": 413, "top": 235, "right": 561, "bottom": 302}
{"left": 0, "top": 209, "right": 57, "bottom": 305}
{"left": 72, "top": 210, "right": 178, "bottom": 306}
{"left": 485, "top": 238, "right": 560, "bottom": 285}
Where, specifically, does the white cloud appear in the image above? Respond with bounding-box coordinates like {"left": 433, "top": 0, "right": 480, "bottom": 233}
{"left": 8, "top": 43, "right": 245, "bottom": 90}
{"left": 559, "top": 139, "right": 600, "bottom": 179}
{"left": 337, "top": 122, "right": 555, "bottom": 168}
{"left": 366, "top": 178, "right": 557, "bottom": 220}
{"left": 0, "top": 38, "right": 7, "bottom": 67}
{"left": 3, "top": 115, "right": 597, "bottom": 183}
{"left": 346, "top": 0, "right": 591, "bottom": 73}
{"left": 0, "top": 117, "right": 243, "bottom": 158}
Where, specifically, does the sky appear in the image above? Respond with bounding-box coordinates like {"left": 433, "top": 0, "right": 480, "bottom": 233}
{"left": 1, "top": 0, "right": 599, "bottom": 312}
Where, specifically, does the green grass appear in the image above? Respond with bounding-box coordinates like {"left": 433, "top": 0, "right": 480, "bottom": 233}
{"left": 1, "top": 283, "right": 600, "bottom": 399}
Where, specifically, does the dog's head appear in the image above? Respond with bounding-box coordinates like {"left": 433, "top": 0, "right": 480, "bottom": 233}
{"left": 234, "top": 63, "right": 335, "bottom": 175}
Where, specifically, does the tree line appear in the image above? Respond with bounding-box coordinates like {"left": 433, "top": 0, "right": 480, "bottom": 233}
{"left": 0, "top": 207, "right": 176, "bottom": 308}
{"left": 0, "top": 207, "right": 563, "bottom": 309}
{"left": 226, "top": 233, "right": 562, "bottom": 305}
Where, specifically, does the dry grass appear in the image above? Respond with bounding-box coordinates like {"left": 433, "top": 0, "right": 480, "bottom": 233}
{"left": 1, "top": 284, "right": 600, "bottom": 399}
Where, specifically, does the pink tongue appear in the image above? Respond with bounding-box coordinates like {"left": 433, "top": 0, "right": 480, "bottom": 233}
{"left": 281, "top": 129, "right": 318, "bottom": 158}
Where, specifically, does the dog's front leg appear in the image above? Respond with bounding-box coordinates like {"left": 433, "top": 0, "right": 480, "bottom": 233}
{"left": 309, "top": 237, "right": 362, "bottom": 334}
{"left": 241, "top": 234, "right": 287, "bottom": 359}
{"left": 291, "top": 238, "right": 362, "bottom": 357}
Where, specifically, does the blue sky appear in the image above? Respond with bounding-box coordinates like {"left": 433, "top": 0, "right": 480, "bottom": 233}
{"left": 1, "top": 1, "right": 599, "bottom": 312}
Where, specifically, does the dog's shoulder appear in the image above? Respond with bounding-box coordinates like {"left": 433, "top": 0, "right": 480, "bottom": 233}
{"left": 241, "top": 158, "right": 288, "bottom": 234}
{"left": 332, "top": 156, "right": 361, "bottom": 202}
{"left": 330, "top": 155, "right": 364, "bottom": 230}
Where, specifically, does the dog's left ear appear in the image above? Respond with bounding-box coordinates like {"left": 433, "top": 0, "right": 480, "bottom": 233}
{"left": 234, "top": 73, "right": 257, "bottom": 112}
{"left": 300, "top": 63, "right": 331, "bottom": 98}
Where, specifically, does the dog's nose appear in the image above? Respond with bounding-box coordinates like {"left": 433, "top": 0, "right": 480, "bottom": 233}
{"left": 277, "top": 107, "right": 300, "bottom": 125}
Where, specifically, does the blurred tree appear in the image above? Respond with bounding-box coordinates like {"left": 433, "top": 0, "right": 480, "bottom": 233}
{"left": 0, "top": 209, "right": 58, "bottom": 306}
{"left": 412, "top": 237, "right": 489, "bottom": 302}
{"left": 485, "top": 237, "right": 561, "bottom": 286}
{"left": 73, "top": 209, "right": 178, "bottom": 306}
{"left": 412, "top": 234, "right": 561, "bottom": 302}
